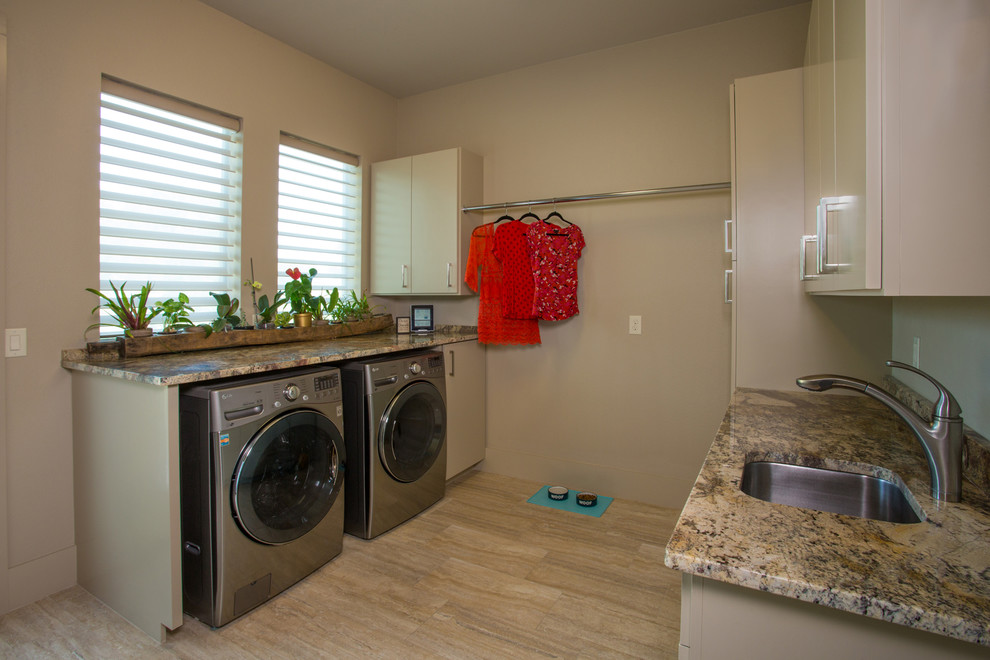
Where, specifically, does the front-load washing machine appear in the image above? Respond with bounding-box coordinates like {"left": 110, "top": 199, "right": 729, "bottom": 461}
{"left": 179, "top": 365, "right": 346, "bottom": 627}
{"left": 341, "top": 350, "right": 447, "bottom": 539}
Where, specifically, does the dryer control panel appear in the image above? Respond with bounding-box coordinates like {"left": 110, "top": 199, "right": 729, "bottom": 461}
{"left": 365, "top": 352, "right": 444, "bottom": 393}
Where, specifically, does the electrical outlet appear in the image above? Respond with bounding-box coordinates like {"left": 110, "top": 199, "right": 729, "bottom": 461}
{"left": 5, "top": 328, "right": 27, "bottom": 357}
{"left": 629, "top": 315, "right": 642, "bottom": 335}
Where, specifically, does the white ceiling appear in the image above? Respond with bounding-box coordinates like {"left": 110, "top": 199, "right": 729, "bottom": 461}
{"left": 199, "top": 0, "right": 808, "bottom": 98}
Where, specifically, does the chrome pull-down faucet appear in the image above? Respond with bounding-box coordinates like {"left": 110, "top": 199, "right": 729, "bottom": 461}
{"left": 797, "top": 361, "right": 964, "bottom": 503}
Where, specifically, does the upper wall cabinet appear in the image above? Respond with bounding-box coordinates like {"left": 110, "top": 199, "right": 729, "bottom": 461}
{"left": 801, "top": 0, "right": 990, "bottom": 295}
{"left": 370, "top": 148, "right": 483, "bottom": 295}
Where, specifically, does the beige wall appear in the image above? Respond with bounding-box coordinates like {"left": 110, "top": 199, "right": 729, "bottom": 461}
{"left": 0, "top": 14, "right": 8, "bottom": 616}
{"left": 389, "top": 5, "right": 812, "bottom": 506}
{"left": 892, "top": 298, "right": 990, "bottom": 438}
{"left": 0, "top": 0, "right": 396, "bottom": 612}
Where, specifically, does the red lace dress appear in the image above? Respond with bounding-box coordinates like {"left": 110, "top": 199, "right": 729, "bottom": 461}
{"left": 526, "top": 221, "right": 585, "bottom": 320}
{"left": 465, "top": 223, "right": 541, "bottom": 345}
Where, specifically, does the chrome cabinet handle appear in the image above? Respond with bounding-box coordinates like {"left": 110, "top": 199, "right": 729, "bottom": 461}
{"left": 817, "top": 196, "right": 850, "bottom": 274}
{"left": 800, "top": 235, "right": 820, "bottom": 280}
{"left": 446, "top": 263, "right": 452, "bottom": 288}
{"left": 724, "top": 269, "right": 733, "bottom": 304}
{"left": 724, "top": 219, "right": 733, "bottom": 254}
{"left": 401, "top": 264, "right": 409, "bottom": 288}
{"left": 448, "top": 350, "right": 455, "bottom": 377}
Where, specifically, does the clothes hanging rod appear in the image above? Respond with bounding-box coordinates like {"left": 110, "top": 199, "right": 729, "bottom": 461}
{"left": 461, "top": 181, "right": 730, "bottom": 213}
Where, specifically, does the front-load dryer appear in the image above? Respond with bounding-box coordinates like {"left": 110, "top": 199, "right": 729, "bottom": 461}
{"left": 341, "top": 350, "right": 447, "bottom": 539}
{"left": 179, "top": 365, "right": 346, "bottom": 627}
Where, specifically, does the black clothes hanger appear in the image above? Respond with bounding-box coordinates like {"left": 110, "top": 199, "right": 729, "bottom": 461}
{"left": 494, "top": 203, "right": 514, "bottom": 225}
{"left": 518, "top": 204, "right": 540, "bottom": 223}
{"left": 543, "top": 201, "right": 572, "bottom": 236}
{"left": 543, "top": 212, "right": 574, "bottom": 227}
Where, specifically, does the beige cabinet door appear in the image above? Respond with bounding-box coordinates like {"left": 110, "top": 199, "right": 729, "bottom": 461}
{"left": 411, "top": 149, "right": 460, "bottom": 294}
{"left": 803, "top": 0, "right": 880, "bottom": 292}
{"left": 443, "top": 341, "right": 486, "bottom": 479}
{"left": 370, "top": 156, "right": 412, "bottom": 294}
{"left": 881, "top": 0, "right": 990, "bottom": 295}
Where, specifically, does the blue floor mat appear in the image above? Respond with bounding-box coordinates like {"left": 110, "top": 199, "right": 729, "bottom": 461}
{"left": 526, "top": 486, "right": 613, "bottom": 517}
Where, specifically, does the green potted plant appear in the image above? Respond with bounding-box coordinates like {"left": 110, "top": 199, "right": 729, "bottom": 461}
{"left": 352, "top": 290, "right": 371, "bottom": 321}
{"left": 347, "top": 290, "right": 381, "bottom": 321}
{"left": 209, "top": 292, "right": 241, "bottom": 333}
{"left": 284, "top": 267, "right": 317, "bottom": 327}
{"left": 275, "top": 311, "right": 293, "bottom": 328}
{"left": 154, "top": 293, "right": 196, "bottom": 334}
{"left": 310, "top": 287, "right": 339, "bottom": 325}
{"left": 86, "top": 281, "right": 161, "bottom": 338}
{"left": 255, "top": 290, "right": 286, "bottom": 329}
{"left": 307, "top": 293, "right": 326, "bottom": 325}
{"left": 330, "top": 294, "right": 356, "bottom": 323}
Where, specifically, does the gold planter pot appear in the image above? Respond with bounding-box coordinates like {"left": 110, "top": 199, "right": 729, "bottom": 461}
{"left": 293, "top": 312, "right": 313, "bottom": 328}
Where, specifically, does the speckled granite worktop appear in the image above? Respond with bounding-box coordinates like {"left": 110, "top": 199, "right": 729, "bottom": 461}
{"left": 61, "top": 327, "right": 478, "bottom": 386}
{"left": 664, "top": 388, "right": 990, "bottom": 646}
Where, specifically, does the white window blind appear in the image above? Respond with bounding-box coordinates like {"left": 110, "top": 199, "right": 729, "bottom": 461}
{"left": 98, "top": 78, "right": 242, "bottom": 331}
{"left": 277, "top": 134, "right": 361, "bottom": 297}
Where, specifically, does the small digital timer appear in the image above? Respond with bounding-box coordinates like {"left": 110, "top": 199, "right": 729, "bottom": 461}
{"left": 410, "top": 305, "right": 434, "bottom": 333}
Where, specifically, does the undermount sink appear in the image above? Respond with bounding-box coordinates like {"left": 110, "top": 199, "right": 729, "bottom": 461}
{"left": 740, "top": 460, "right": 925, "bottom": 524}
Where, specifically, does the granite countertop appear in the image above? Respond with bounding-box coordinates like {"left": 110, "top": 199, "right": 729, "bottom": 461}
{"left": 61, "top": 327, "right": 478, "bottom": 386}
{"left": 664, "top": 388, "right": 990, "bottom": 647}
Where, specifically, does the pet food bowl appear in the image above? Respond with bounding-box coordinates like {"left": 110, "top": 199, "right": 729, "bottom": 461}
{"left": 576, "top": 492, "right": 598, "bottom": 507}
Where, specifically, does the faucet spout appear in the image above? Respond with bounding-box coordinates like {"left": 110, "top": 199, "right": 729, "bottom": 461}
{"left": 795, "top": 374, "right": 868, "bottom": 393}
{"left": 797, "top": 361, "right": 964, "bottom": 503}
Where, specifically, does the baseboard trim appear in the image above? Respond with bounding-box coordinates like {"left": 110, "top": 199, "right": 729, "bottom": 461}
{"left": 479, "top": 447, "right": 693, "bottom": 508}
{"left": 7, "top": 545, "right": 77, "bottom": 613}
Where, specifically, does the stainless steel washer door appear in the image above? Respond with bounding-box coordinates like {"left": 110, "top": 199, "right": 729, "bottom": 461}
{"left": 231, "top": 409, "right": 343, "bottom": 545}
{"left": 378, "top": 381, "right": 446, "bottom": 483}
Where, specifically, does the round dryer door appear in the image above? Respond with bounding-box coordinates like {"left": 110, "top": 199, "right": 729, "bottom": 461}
{"left": 378, "top": 381, "right": 446, "bottom": 483}
{"left": 231, "top": 409, "right": 343, "bottom": 545}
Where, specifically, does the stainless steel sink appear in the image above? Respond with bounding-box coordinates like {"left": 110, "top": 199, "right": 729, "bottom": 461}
{"left": 740, "top": 461, "right": 924, "bottom": 524}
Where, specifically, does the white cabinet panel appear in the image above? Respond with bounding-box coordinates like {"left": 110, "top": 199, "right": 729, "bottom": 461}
{"left": 370, "top": 148, "right": 482, "bottom": 296}
{"left": 678, "top": 575, "right": 987, "bottom": 659}
{"left": 370, "top": 157, "right": 412, "bottom": 294}
{"left": 411, "top": 149, "right": 459, "bottom": 294}
{"left": 443, "top": 341, "right": 485, "bottom": 479}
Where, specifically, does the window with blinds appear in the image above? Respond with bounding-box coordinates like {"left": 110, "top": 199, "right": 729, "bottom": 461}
{"left": 98, "top": 77, "right": 242, "bottom": 332}
{"left": 277, "top": 134, "right": 361, "bottom": 299}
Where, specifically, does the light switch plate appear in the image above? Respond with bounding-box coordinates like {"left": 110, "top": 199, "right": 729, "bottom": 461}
{"left": 5, "top": 328, "right": 27, "bottom": 357}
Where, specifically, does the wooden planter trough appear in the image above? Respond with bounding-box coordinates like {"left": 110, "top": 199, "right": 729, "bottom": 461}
{"left": 87, "top": 314, "right": 394, "bottom": 359}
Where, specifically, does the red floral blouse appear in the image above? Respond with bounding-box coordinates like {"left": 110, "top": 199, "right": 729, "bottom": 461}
{"left": 526, "top": 221, "right": 585, "bottom": 321}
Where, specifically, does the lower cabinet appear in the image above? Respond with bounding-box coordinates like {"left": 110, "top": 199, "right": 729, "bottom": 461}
{"left": 678, "top": 574, "right": 986, "bottom": 660}
{"left": 443, "top": 341, "right": 486, "bottom": 479}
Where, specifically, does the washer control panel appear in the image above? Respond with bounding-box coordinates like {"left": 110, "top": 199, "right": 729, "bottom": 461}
{"left": 206, "top": 367, "right": 342, "bottom": 430}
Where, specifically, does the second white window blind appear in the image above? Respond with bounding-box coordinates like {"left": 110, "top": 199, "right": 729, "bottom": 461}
{"left": 277, "top": 135, "right": 361, "bottom": 297}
